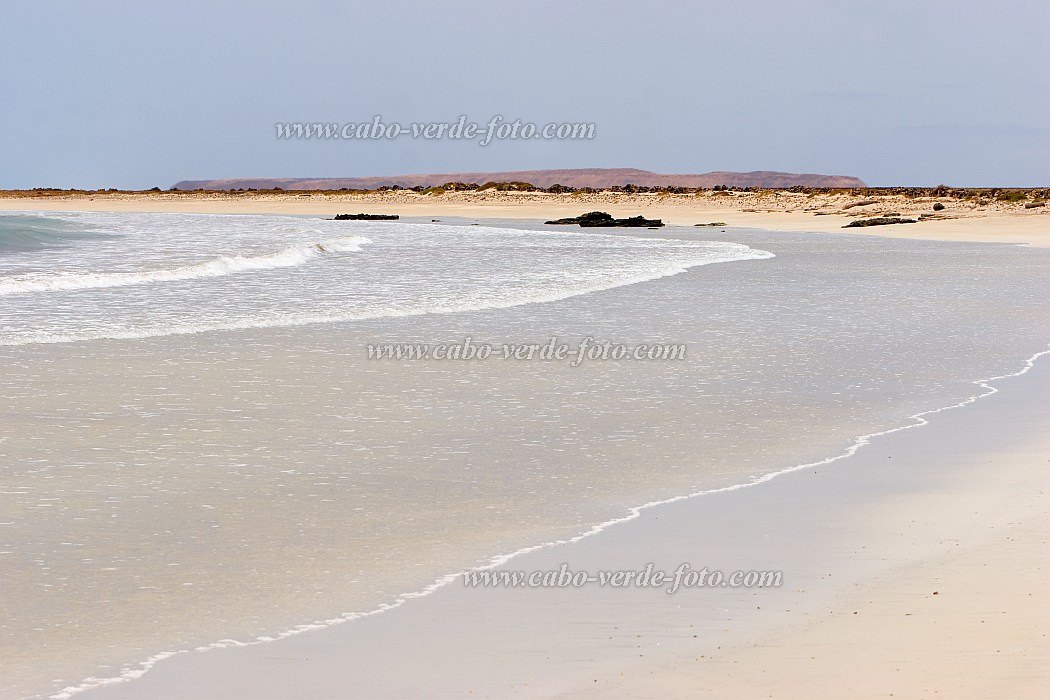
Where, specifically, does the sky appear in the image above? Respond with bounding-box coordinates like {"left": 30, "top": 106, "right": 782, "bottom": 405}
{"left": 1, "top": 0, "right": 1047, "bottom": 189}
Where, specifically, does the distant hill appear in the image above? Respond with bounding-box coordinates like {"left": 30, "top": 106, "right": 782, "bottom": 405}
{"left": 173, "top": 168, "right": 866, "bottom": 191}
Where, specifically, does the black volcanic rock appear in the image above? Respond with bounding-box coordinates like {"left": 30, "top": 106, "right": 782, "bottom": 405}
{"left": 545, "top": 211, "right": 664, "bottom": 227}
{"left": 333, "top": 213, "right": 399, "bottom": 221}
{"left": 546, "top": 211, "right": 614, "bottom": 225}
{"left": 843, "top": 217, "right": 917, "bottom": 228}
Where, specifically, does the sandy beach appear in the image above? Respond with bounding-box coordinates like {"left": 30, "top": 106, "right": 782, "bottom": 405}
{"left": 2, "top": 189, "right": 1047, "bottom": 247}
{"left": 74, "top": 347, "right": 1050, "bottom": 700}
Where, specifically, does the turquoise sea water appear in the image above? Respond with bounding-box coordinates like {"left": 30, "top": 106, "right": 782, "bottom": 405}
{"left": 0, "top": 215, "right": 119, "bottom": 254}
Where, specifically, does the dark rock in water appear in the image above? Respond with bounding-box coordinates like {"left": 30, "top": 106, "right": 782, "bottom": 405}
{"left": 544, "top": 211, "right": 664, "bottom": 227}
{"left": 695, "top": 222, "right": 727, "bottom": 227}
{"left": 843, "top": 217, "right": 917, "bottom": 228}
{"left": 333, "top": 213, "right": 399, "bottom": 221}
{"left": 932, "top": 202, "right": 946, "bottom": 211}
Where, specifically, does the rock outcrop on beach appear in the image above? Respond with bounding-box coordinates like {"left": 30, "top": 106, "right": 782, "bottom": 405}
{"left": 333, "top": 213, "right": 399, "bottom": 220}
{"left": 173, "top": 168, "right": 867, "bottom": 191}
{"left": 545, "top": 211, "right": 664, "bottom": 227}
{"left": 843, "top": 217, "right": 917, "bottom": 228}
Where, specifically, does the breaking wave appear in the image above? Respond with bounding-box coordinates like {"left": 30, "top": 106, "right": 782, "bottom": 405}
{"left": 0, "top": 237, "right": 370, "bottom": 296}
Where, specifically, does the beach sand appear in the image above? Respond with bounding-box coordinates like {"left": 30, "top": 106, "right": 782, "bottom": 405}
{"left": 565, "top": 358, "right": 1050, "bottom": 699}
{"left": 73, "top": 350, "right": 1049, "bottom": 700}
{"left": 2, "top": 189, "right": 1047, "bottom": 247}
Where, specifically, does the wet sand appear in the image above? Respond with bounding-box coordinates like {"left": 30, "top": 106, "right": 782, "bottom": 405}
{"left": 75, "top": 351, "right": 1050, "bottom": 699}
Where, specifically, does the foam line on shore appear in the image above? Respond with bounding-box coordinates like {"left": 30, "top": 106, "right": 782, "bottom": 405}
{"left": 48, "top": 345, "right": 1050, "bottom": 700}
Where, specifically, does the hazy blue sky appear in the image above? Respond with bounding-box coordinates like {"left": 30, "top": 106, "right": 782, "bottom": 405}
{"left": 2, "top": 0, "right": 1047, "bottom": 188}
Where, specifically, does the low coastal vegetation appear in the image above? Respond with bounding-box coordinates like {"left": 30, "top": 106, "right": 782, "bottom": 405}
{"left": 995, "top": 189, "right": 1029, "bottom": 203}
{"left": 477, "top": 181, "right": 538, "bottom": 192}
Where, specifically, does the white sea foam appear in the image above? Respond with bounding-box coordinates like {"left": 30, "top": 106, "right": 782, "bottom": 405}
{"left": 2, "top": 212, "right": 778, "bottom": 346}
{"left": 2, "top": 243, "right": 772, "bottom": 345}
{"left": 48, "top": 347, "right": 1050, "bottom": 700}
{"left": 0, "top": 237, "right": 369, "bottom": 296}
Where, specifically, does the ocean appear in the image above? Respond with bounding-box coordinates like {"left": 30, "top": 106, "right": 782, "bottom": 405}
{"left": 1, "top": 211, "right": 1047, "bottom": 699}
